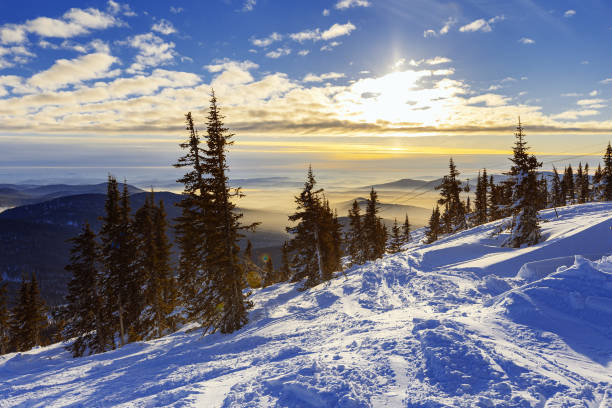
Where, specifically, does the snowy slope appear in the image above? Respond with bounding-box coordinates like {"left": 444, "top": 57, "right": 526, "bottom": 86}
{"left": 1, "top": 203, "right": 612, "bottom": 407}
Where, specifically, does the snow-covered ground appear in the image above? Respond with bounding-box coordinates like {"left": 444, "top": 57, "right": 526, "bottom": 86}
{"left": 1, "top": 203, "right": 612, "bottom": 407}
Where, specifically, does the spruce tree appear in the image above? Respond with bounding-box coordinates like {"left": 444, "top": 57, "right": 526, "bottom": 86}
{"left": 63, "top": 223, "right": 108, "bottom": 357}
{"left": 0, "top": 276, "right": 9, "bottom": 354}
{"left": 564, "top": 165, "right": 575, "bottom": 204}
{"left": 363, "top": 187, "right": 386, "bottom": 260}
{"left": 579, "top": 163, "right": 590, "bottom": 203}
{"left": 388, "top": 218, "right": 403, "bottom": 253}
{"left": 174, "top": 112, "right": 208, "bottom": 322}
{"left": 346, "top": 200, "right": 366, "bottom": 265}
{"left": 243, "top": 240, "right": 261, "bottom": 288}
{"left": 436, "top": 158, "right": 466, "bottom": 232}
{"left": 603, "top": 142, "right": 612, "bottom": 201}
{"left": 287, "top": 166, "right": 328, "bottom": 289}
{"left": 200, "top": 91, "right": 256, "bottom": 334}
{"left": 27, "top": 274, "right": 48, "bottom": 348}
{"left": 278, "top": 242, "right": 292, "bottom": 282}
{"left": 593, "top": 163, "right": 604, "bottom": 200}
{"left": 261, "top": 256, "right": 275, "bottom": 287}
{"left": 424, "top": 206, "right": 441, "bottom": 244}
{"left": 402, "top": 214, "right": 411, "bottom": 244}
{"left": 551, "top": 166, "right": 564, "bottom": 207}
{"left": 474, "top": 169, "right": 489, "bottom": 225}
{"left": 505, "top": 119, "right": 542, "bottom": 248}
{"left": 10, "top": 276, "right": 30, "bottom": 351}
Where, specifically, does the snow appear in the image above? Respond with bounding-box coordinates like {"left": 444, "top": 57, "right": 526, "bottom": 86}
{"left": 2, "top": 202, "right": 612, "bottom": 407}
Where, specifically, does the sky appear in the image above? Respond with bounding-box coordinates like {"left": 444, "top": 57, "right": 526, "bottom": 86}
{"left": 1, "top": 0, "right": 612, "bottom": 185}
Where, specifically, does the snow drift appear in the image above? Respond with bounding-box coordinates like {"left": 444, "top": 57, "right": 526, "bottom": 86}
{"left": 1, "top": 203, "right": 612, "bottom": 407}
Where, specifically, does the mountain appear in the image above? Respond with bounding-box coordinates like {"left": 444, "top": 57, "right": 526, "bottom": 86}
{"left": 0, "top": 182, "right": 144, "bottom": 209}
{"left": 0, "top": 192, "right": 288, "bottom": 305}
{"left": 364, "top": 177, "right": 443, "bottom": 190}
{"left": 1, "top": 202, "right": 610, "bottom": 406}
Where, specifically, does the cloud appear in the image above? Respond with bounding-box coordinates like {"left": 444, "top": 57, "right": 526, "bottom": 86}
{"left": 552, "top": 109, "right": 599, "bottom": 120}
{"left": 459, "top": 16, "right": 504, "bottom": 33}
{"left": 265, "top": 47, "right": 291, "bottom": 59}
{"left": 303, "top": 72, "right": 345, "bottom": 82}
{"left": 126, "top": 33, "right": 177, "bottom": 73}
{"left": 298, "top": 49, "right": 310, "bottom": 56}
{"left": 519, "top": 37, "right": 535, "bottom": 44}
{"left": 250, "top": 32, "right": 283, "bottom": 47}
{"left": 564, "top": 10, "right": 576, "bottom": 18}
{"left": 410, "top": 56, "right": 452, "bottom": 66}
{"left": 322, "top": 22, "right": 356, "bottom": 40}
{"left": 424, "top": 17, "right": 457, "bottom": 38}
{"left": 322, "top": 9, "right": 330, "bottom": 16}
{"left": 242, "top": 0, "right": 256, "bottom": 12}
{"left": 290, "top": 22, "right": 356, "bottom": 42}
{"left": 589, "top": 90, "right": 599, "bottom": 96}
{"left": 28, "top": 52, "right": 119, "bottom": 90}
{"left": 335, "top": 0, "right": 370, "bottom": 9}
{"left": 170, "top": 6, "right": 184, "bottom": 14}
{"left": 320, "top": 41, "right": 341, "bottom": 51}
{"left": 0, "top": 25, "right": 27, "bottom": 44}
{"left": 577, "top": 98, "right": 606, "bottom": 106}
{"left": 152, "top": 19, "right": 177, "bottom": 35}
{"left": 107, "top": 1, "right": 135, "bottom": 16}
{"left": 601, "top": 78, "right": 612, "bottom": 84}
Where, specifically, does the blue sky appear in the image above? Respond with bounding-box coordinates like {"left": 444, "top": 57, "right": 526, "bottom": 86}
{"left": 0, "top": 0, "right": 611, "bottom": 180}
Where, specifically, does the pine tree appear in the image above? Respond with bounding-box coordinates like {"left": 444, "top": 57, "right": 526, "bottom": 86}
{"left": 99, "top": 175, "right": 138, "bottom": 347}
{"left": 346, "top": 200, "right": 366, "bottom": 265}
{"left": 243, "top": 240, "right": 261, "bottom": 288}
{"left": 27, "top": 274, "right": 48, "bottom": 348}
{"left": 402, "top": 214, "right": 411, "bottom": 244}
{"left": 603, "top": 142, "right": 612, "bottom": 201}
{"left": 505, "top": 119, "right": 542, "bottom": 248}
{"left": 136, "top": 195, "right": 178, "bottom": 340}
{"left": 564, "top": 165, "right": 575, "bottom": 204}
{"left": 63, "top": 223, "right": 108, "bottom": 357}
{"left": 579, "top": 163, "right": 590, "bottom": 203}
{"left": 278, "top": 242, "right": 292, "bottom": 282}
{"left": 174, "top": 112, "right": 208, "bottom": 322}
{"left": 537, "top": 175, "right": 548, "bottom": 210}
{"left": 261, "top": 256, "right": 275, "bottom": 287}
{"left": 11, "top": 274, "right": 48, "bottom": 351}
{"left": 200, "top": 91, "right": 257, "bottom": 334}
{"left": 474, "top": 169, "right": 489, "bottom": 225}
{"left": 436, "top": 158, "right": 466, "bottom": 232}
{"left": 388, "top": 218, "right": 403, "bottom": 253}
{"left": 287, "top": 166, "right": 328, "bottom": 289}
{"left": 593, "top": 163, "right": 604, "bottom": 200}
{"left": 0, "top": 276, "right": 10, "bottom": 354}
{"left": 551, "top": 166, "right": 564, "bottom": 208}
{"left": 363, "top": 187, "right": 386, "bottom": 260}
{"left": 575, "top": 163, "right": 584, "bottom": 204}
{"left": 424, "top": 206, "right": 441, "bottom": 244}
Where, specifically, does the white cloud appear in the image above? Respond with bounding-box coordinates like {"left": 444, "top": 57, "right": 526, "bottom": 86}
{"left": 242, "top": 0, "right": 256, "bottom": 12}
{"left": 552, "top": 109, "right": 598, "bottom": 120}
{"left": 152, "top": 19, "right": 177, "bottom": 35}
{"left": 320, "top": 41, "right": 341, "bottom": 51}
{"left": 265, "top": 47, "right": 291, "bottom": 59}
{"left": 335, "top": 0, "right": 370, "bottom": 9}
{"left": 303, "top": 72, "right": 345, "bottom": 82}
{"left": 589, "top": 90, "right": 598, "bottom": 96}
{"left": 322, "top": 9, "right": 330, "bottom": 16}
{"left": 501, "top": 76, "right": 516, "bottom": 83}
{"left": 577, "top": 98, "right": 606, "bottom": 106}
{"left": 0, "top": 25, "right": 27, "bottom": 44}
{"left": 409, "top": 56, "right": 452, "bottom": 66}
{"left": 581, "top": 60, "right": 589, "bottom": 65}
{"left": 424, "top": 17, "right": 457, "bottom": 38}
{"left": 298, "top": 49, "right": 310, "bottom": 56}
{"left": 205, "top": 59, "right": 258, "bottom": 73}
{"left": 321, "top": 22, "right": 356, "bottom": 40}
{"left": 28, "top": 52, "right": 118, "bottom": 90}
{"left": 601, "top": 78, "right": 612, "bottom": 84}
{"left": 519, "top": 37, "right": 535, "bottom": 44}
{"left": 126, "top": 33, "right": 177, "bottom": 73}
{"left": 250, "top": 32, "right": 282, "bottom": 47}
{"left": 170, "top": 6, "right": 184, "bottom": 14}
{"left": 564, "top": 10, "right": 576, "bottom": 18}
{"left": 290, "top": 21, "right": 355, "bottom": 42}
{"left": 459, "top": 16, "right": 504, "bottom": 33}
{"left": 107, "top": 1, "right": 135, "bottom": 16}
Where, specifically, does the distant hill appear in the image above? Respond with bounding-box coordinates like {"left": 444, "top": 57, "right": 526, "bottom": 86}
{"left": 364, "top": 178, "right": 443, "bottom": 190}
{"left": 0, "top": 182, "right": 144, "bottom": 209}
{"left": 0, "top": 191, "right": 289, "bottom": 305}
